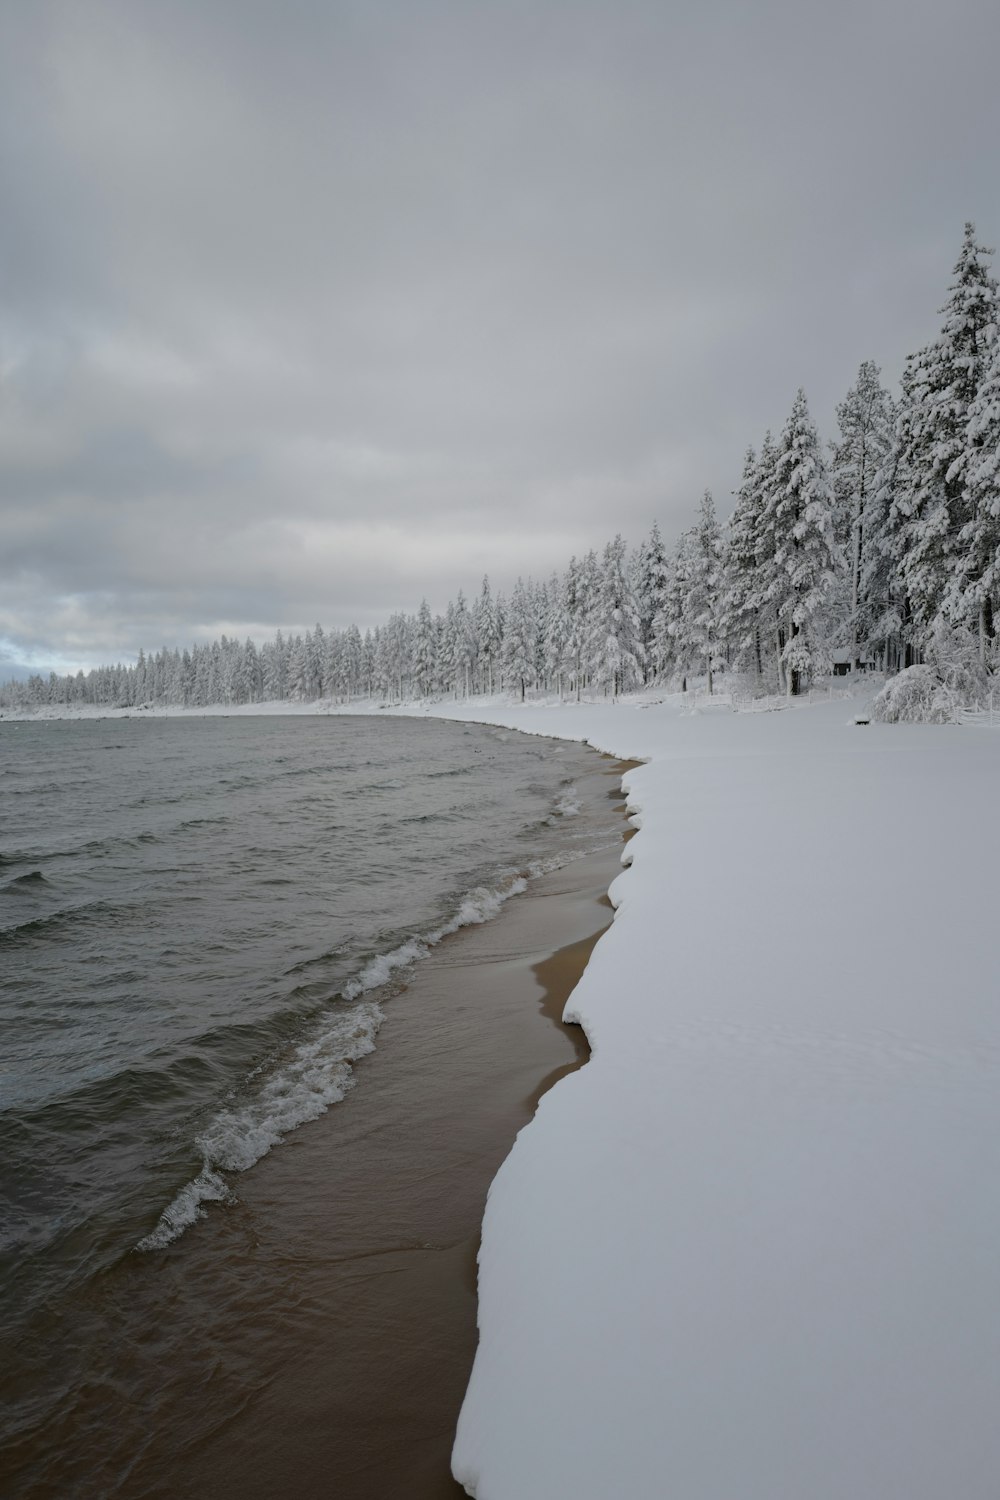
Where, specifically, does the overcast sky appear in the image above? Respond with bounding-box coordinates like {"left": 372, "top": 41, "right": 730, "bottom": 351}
{"left": 2, "top": 0, "right": 998, "bottom": 677}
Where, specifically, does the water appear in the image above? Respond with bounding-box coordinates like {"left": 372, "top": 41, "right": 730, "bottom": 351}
{"left": 0, "top": 713, "right": 620, "bottom": 1496}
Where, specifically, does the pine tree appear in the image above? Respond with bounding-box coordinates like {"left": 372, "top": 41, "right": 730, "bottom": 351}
{"left": 633, "top": 522, "right": 669, "bottom": 681}
{"left": 684, "top": 492, "right": 725, "bottom": 693}
{"left": 503, "top": 578, "right": 536, "bottom": 700}
{"left": 453, "top": 589, "right": 477, "bottom": 697}
{"left": 414, "top": 599, "right": 437, "bottom": 697}
{"left": 561, "top": 556, "right": 586, "bottom": 699}
{"left": 830, "top": 361, "right": 896, "bottom": 668}
{"left": 721, "top": 446, "right": 765, "bottom": 679}
{"left": 765, "top": 390, "right": 840, "bottom": 694}
{"left": 897, "top": 224, "right": 999, "bottom": 652}
{"left": 541, "top": 573, "right": 570, "bottom": 696}
{"left": 342, "top": 624, "right": 364, "bottom": 699}
{"left": 957, "top": 332, "right": 1000, "bottom": 665}
{"left": 474, "top": 576, "right": 498, "bottom": 694}
{"left": 650, "top": 546, "right": 680, "bottom": 683}
{"left": 590, "top": 535, "right": 644, "bottom": 698}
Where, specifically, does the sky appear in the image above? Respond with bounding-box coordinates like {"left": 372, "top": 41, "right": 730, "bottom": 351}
{"left": 2, "top": 0, "right": 999, "bottom": 679}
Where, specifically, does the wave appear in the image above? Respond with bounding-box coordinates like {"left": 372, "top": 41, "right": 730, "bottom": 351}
{"left": 555, "top": 786, "right": 581, "bottom": 817}
{"left": 0, "top": 899, "right": 139, "bottom": 946}
{"left": 1, "top": 870, "right": 49, "bottom": 891}
{"left": 136, "top": 999, "right": 382, "bottom": 1251}
{"left": 134, "top": 769, "right": 621, "bottom": 1257}
{"left": 134, "top": 862, "right": 552, "bottom": 1254}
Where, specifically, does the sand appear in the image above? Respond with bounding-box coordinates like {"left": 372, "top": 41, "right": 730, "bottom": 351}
{"left": 29, "top": 753, "right": 633, "bottom": 1500}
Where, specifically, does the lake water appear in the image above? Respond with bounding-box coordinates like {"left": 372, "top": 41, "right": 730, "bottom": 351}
{"left": 0, "top": 713, "right": 623, "bottom": 1497}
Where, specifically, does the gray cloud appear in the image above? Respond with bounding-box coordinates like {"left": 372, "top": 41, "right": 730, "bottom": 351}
{"left": 2, "top": 0, "right": 999, "bottom": 672}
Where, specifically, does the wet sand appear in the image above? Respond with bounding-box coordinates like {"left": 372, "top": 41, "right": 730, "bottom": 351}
{"left": 167, "top": 762, "right": 632, "bottom": 1500}
{"left": 9, "top": 751, "right": 633, "bottom": 1500}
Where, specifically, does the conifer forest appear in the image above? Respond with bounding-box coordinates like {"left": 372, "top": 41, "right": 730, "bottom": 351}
{"left": 5, "top": 224, "right": 999, "bottom": 715}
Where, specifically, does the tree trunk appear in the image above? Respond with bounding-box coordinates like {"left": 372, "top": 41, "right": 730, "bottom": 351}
{"left": 980, "top": 597, "right": 995, "bottom": 670}
{"left": 851, "top": 512, "right": 862, "bottom": 671}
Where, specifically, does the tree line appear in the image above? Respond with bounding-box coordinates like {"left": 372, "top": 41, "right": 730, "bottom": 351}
{"left": 4, "top": 223, "right": 998, "bottom": 713}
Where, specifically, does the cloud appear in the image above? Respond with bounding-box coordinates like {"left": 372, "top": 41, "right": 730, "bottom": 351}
{"left": 2, "top": 0, "right": 999, "bottom": 672}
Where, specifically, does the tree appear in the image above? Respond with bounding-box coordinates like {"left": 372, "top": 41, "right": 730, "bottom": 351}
{"left": 897, "top": 224, "right": 999, "bottom": 655}
{"left": 413, "top": 599, "right": 437, "bottom": 696}
{"left": 474, "top": 576, "right": 499, "bottom": 694}
{"left": 633, "top": 522, "right": 669, "bottom": 681}
{"left": 682, "top": 492, "right": 725, "bottom": 693}
{"left": 722, "top": 446, "right": 765, "bottom": 680}
{"left": 830, "top": 361, "right": 896, "bottom": 668}
{"left": 590, "top": 535, "right": 644, "bottom": 698}
{"left": 503, "top": 578, "right": 536, "bottom": 700}
{"left": 764, "top": 390, "right": 840, "bottom": 694}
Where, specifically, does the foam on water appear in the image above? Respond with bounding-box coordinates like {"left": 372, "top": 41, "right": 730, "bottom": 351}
{"left": 136, "top": 854, "right": 589, "bottom": 1253}
{"left": 137, "top": 998, "right": 383, "bottom": 1250}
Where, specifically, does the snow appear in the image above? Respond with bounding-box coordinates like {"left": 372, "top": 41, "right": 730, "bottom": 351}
{"left": 368, "top": 692, "right": 1000, "bottom": 1499}
{"left": 12, "top": 689, "right": 1000, "bottom": 1494}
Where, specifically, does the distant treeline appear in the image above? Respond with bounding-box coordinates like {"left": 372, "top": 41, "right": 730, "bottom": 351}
{"left": 5, "top": 223, "right": 999, "bottom": 712}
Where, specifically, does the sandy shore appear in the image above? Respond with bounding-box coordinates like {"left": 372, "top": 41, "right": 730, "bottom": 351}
{"left": 59, "top": 752, "right": 633, "bottom": 1500}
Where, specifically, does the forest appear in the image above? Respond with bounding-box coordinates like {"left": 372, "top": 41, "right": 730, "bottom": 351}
{"left": 4, "top": 224, "right": 998, "bottom": 715}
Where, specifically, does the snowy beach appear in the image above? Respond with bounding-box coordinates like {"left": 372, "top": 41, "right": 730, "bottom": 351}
{"left": 356, "top": 692, "right": 1000, "bottom": 1500}
{"left": 5, "top": 692, "right": 999, "bottom": 1497}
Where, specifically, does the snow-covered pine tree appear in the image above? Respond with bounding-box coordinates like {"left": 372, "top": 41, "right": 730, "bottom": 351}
{"left": 453, "top": 589, "right": 478, "bottom": 697}
{"left": 372, "top": 626, "right": 390, "bottom": 699}
{"left": 414, "top": 599, "right": 437, "bottom": 697}
{"left": 897, "top": 225, "right": 999, "bottom": 653}
{"left": 307, "top": 625, "right": 325, "bottom": 699}
{"left": 474, "top": 576, "right": 498, "bottom": 694}
{"left": 342, "top": 624, "right": 364, "bottom": 699}
{"left": 360, "top": 630, "right": 376, "bottom": 698}
{"left": 284, "top": 636, "right": 306, "bottom": 701}
{"left": 330, "top": 630, "right": 347, "bottom": 699}
{"left": 855, "top": 422, "right": 903, "bottom": 673}
{"left": 384, "top": 613, "right": 412, "bottom": 700}
{"left": 541, "top": 573, "right": 569, "bottom": 697}
{"left": 503, "top": 578, "right": 536, "bottom": 700}
{"left": 721, "top": 446, "right": 764, "bottom": 679}
{"left": 493, "top": 592, "right": 508, "bottom": 692}
{"left": 438, "top": 601, "right": 459, "bottom": 697}
{"left": 575, "top": 550, "right": 603, "bottom": 692}
{"left": 560, "top": 556, "right": 585, "bottom": 700}
{"left": 649, "top": 545, "right": 679, "bottom": 683}
{"left": 953, "top": 331, "right": 1000, "bottom": 667}
{"left": 944, "top": 233, "right": 1000, "bottom": 666}
{"left": 683, "top": 491, "right": 725, "bottom": 694}
{"left": 590, "top": 535, "right": 644, "bottom": 699}
{"left": 765, "top": 390, "right": 840, "bottom": 695}
{"left": 633, "top": 522, "right": 669, "bottom": 682}
{"left": 235, "top": 639, "right": 261, "bottom": 703}
{"left": 830, "top": 361, "right": 896, "bottom": 669}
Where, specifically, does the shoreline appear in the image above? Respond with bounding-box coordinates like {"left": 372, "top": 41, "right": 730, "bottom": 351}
{"left": 149, "top": 751, "right": 634, "bottom": 1500}
{"left": 10, "top": 740, "right": 634, "bottom": 1500}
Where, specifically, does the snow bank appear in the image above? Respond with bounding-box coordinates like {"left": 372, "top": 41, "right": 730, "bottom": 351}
{"left": 371, "top": 693, "right": 1000, "bottom": 1499}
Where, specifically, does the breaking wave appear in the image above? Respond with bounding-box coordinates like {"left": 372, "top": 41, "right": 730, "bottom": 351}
{"left": 137, "top": 1000, "right": 382, "bottom": 1251}
{"left": 136, "top": 840, "right": 588, "bottom": 1253}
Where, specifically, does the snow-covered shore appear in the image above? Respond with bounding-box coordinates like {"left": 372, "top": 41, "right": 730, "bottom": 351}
{"left": 377, "top": 693, "right": 1000, "bottom": 1499}
{"left": 13, "top": 691, "right": 1000, "bottom": 1495}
